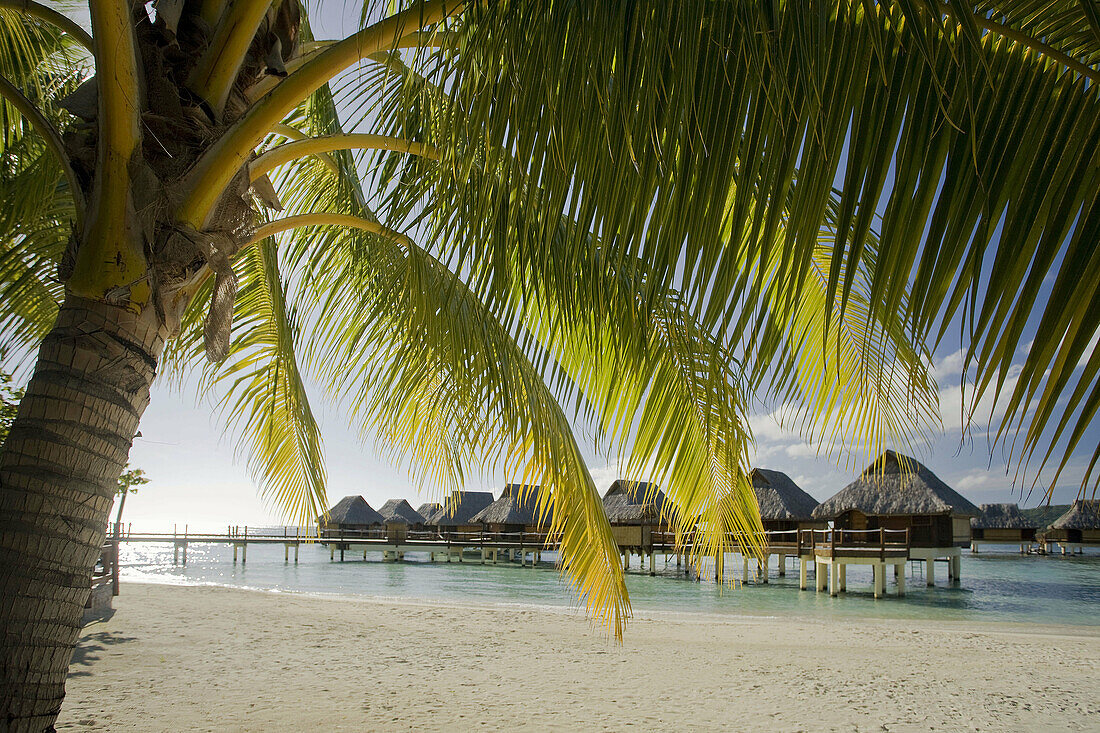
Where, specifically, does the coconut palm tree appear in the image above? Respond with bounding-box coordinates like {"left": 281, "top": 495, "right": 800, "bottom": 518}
{"left": 0, "top": 1, "right": 1097, "bottom": 729}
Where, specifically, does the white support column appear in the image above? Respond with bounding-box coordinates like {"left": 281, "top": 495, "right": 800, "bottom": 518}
{"left": 799, "top": 558, "right": 807, "bottom": 590}
{"left": 284, "top": 544, "right": 289, "bottom": 562}
{"left": 971, "top": 541, "right": 978, "bottom": 553}
{"left": 896, "top": 564, "right": 906, "bottom": 597}
{"left": 926, "top": 558, "right": 935, "bottom": 586}
{"left": 743, "top": 556, "right": 750, "bottom": 583}
{"left": 327, "top": 544, "right": 333, "bottom": 562}
{"left": 759, "top": 555, "right": 769, "bottom": 584}
{"left": 951, "top": 554, "right": 961, "bottom": 581}
{"left": 778, "top": 554, "right": 786, "bottom": 577}
{"left": 242, "top": 543, "right": 247, "bottom": 564}
{"left": 294, "top": 543, "right": 299, "bottom": 563}
{"left": 649, "top": 551, "right": 656, "bottom": 576}
{"left": 838, "top": 564, "right": 846, "bottom": 593}
{"left": 873, "top": 563, "right": 885, "bottom": 598}
{"left": 829, "top": 561, "right": 839, "bottom": 597}
{"left": 173, "top": 544, "right": 179, "bottom": 565}
{"left": 480, "top": 548, "right": 487, "bottom": 564}
{"left": 815, "top": 562, "right": 828, "bottom": 592}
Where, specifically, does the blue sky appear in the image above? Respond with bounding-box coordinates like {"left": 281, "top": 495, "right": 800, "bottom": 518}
{"left": 53, "top": 3, "right": 1098, "bottom": 528}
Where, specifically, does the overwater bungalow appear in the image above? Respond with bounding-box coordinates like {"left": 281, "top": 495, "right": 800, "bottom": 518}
{"left": 378, "top": 499, "right": 427, "bottom": 543}
{"left": 318, "top": 495, "right": 383, "bottom": 538}
{"left": 471, "top": 484, "right": 549, "bottom": 535}
{"left": 433, "top": 490, "right": 495, "bottom": 536}
{"left": 750, "top": 468, "right": 826, "bottom": 581}
{"left": 813, "top": 451, "right": 978, "bottom": 586}
{"left": 602, "top": 480, "right": 673, "bottom": 553}
{"left": 1043, "top": 500, "right": 1100, "bottom": 553}
{"left": 970, "top": 504, "right": 1037, "bottom": 553}
{"left": 751, "top": 468, "right": 824, "bottom": 534}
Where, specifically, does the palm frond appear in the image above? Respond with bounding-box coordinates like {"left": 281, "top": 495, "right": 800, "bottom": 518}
{"left": 382, "top": 0, "right": 1099, "bottom": 493}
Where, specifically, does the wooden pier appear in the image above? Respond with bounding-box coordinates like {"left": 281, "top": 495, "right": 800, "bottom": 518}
{"left": 112, "top": 524, "right": 959, "bottom": 599}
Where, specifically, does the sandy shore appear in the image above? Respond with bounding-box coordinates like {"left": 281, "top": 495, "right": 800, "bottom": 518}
{"left": 57, "top": 583, "right": 1099, "bottom": 732}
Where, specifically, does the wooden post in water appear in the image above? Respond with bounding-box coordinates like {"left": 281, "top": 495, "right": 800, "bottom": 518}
{"left": 111, "top": 540, "right": 120, "bottom": 596}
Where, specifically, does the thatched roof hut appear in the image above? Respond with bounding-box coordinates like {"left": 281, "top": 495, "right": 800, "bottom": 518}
{"left": 318, "top": 495, "right": 382, "bottom": 535}
{"left": 472, "top": 484, "right": 549, "bottom": 530}
{"left": 814, "top": 451, "right": 978, "bottom": 518}
{"left": 971, "top": 504, "right": 1035, "bottom": 530}
{"left": 602, "top": 480, "right": 671, "bottom": 525}
{"left": 416, "top": 502, "right": 442, "bottom": 524}
{"left": 751, "top": 468, "right": 820, "bottom": 522}
{"left": 434, "top": 490, "right": 495, "bottom": 528}
{"left": 378, "top": 499, "right": 426, "bottom": 526}
{"left": 813, "top": 451, "right": 977, "bottom": 549}
{"left": 601, "top": 480, "right": 673, "bottom": 550}
{"left": 1049, "top": 500, "right": 1100, "bottom": 530}
{"left": 970, "top": 503, "right": 1038, "bottom": 546}
{"left": 1045, "top": 500, "right": 1100, "bottom": 545}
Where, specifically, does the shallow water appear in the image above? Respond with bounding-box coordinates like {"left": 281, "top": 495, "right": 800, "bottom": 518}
{"left": 119, "top": 541, "right": 1100, "bottom": 626}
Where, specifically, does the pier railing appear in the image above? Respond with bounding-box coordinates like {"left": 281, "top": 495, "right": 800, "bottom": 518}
{"left": 804, "top": 528, "right": 910, "bottom": 559}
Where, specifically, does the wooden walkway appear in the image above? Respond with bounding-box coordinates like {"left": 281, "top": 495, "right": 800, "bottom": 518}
{"left": 112, "top": 525, "right": 964, "bottom": 598}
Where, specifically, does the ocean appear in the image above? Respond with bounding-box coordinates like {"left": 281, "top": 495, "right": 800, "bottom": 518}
{"left": 118, "top": 541, "right": 1100, "bottom": 626}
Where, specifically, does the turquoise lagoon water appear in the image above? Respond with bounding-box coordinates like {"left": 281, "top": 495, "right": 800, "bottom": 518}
{"left": 119, "top": 541, "right": 1100, "bottom": 626}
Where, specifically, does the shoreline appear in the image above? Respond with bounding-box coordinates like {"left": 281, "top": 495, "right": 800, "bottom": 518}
{"left": 58, "top": 583, "right": 1100, "bottom": 731}
{"left": 119, "top": 576, "right": 1100, "bottom": 635}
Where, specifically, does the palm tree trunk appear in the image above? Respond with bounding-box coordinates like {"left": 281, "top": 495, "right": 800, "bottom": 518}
{"left": 0, "top": 295, "right": 166, "bottom": 732}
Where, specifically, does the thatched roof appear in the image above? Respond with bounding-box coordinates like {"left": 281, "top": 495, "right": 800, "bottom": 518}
{"left": 602, "top": 480, "right": 671, "bottom": 525}
{"left": 378, "top": 499, "right": 426, "bottom": 525}
{"left": 472, "top": 484, "right": 549, "bottom": 526}
{"left": 812, "top": 451, "right": 979, "bottom": 518}
{"left": 434, "top": 490, "right": 495, "bottom": 526}
{"left": 1049, "top": 500, "right": 1100, "bottom": 530}
{"left": 416, "top": 503, "right": 442, "bottom": 524}
{"left": 319, "top": 495, "right": 382, "bottom": 526}
{"left": 971, "top": 503, "right": 1036, "bottom": 530}
{"left": 750, "top": 468, "right": 819, "bottom": 521}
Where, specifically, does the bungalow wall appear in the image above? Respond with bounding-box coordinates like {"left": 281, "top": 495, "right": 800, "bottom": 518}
{"left": 834, "top": 510, "right": 970, "bottom": 548}
{"left": 609, "top": 524, "right": 666, "bottom": 548}
{"left": 972, "top": 527, "right": 1037, "bottom": 542}
{"left": 1045, "top": 528, "right": 1100, "bottom": 544}
{"left": 762, "top": 519, "right": 827, "bottom": 533}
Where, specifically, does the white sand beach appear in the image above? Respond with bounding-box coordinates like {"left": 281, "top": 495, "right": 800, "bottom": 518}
{"left": 58, "top": 583, "right": 1099, "bottom": 731}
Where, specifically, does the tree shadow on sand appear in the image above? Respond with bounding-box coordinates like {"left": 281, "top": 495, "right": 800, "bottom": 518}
{"left": 68, "top": 629, "right": 137, "bottom": 678}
